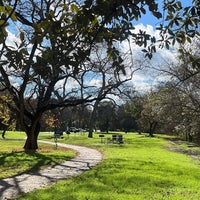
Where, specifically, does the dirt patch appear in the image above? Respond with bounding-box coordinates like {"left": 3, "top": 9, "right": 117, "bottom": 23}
{"left": 1, "top": 145, "right": 75, "bottom": 154}
{"left": 37, "top": 145, "right": 74, "bottom": 153}
{"left": 166, "top": 138, "right": 200, "bottom": 161}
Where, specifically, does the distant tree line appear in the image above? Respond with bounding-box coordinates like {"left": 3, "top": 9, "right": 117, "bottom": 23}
{"left": 1, "top": 38, "right": 200, "bottom": 143}
{"left": 1, "top": 75, "right": 199, "bottom": 144}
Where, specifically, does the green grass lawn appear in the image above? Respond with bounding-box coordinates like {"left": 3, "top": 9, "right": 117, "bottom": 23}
{"left": 0, "top": 131, "right": 76, "bottom": 179}
{"left": 2, "top": 131, "right": 200, "bottom": 200}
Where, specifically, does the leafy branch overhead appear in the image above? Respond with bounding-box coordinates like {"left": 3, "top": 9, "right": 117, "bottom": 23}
{"left": 159, "top": 0, "right": 200, "bottom": 46}
{"left": 1, "top": 1, "right": 199, "bottom": 59}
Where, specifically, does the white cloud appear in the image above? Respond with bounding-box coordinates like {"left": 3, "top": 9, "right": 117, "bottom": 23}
{"left": 120, "top": 24, "right": 181, "bottom": 93}
{"left": 56, "top": 77, "right": 79, "bottom": 91}
{"left": 5, "top": 30, "right": 20, "bottom": 48}
{"left": 86, "top": 79, "right": 102, "bottom": 87}
{"left": 3, "top": 24, "right": 182, "bottom": 98}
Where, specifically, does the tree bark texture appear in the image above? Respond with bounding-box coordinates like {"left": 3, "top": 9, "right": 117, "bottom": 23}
{"left": 23, "top": 130, "right": 39, "bottom": 152}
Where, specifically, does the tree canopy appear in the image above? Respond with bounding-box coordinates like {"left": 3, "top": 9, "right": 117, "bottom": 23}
{"left": 0, "top": 0, "right": 199, "bottom": 151}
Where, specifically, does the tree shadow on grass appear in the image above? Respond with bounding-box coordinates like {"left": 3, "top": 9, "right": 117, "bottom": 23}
{"left": 0, "top": 150, "right": 73, "bottom": 178}
{"left": 0, "top": 144, "right": 102, "bottom": 200}
{"left": 0, "top": 152, "right": 75, "bottom": 200}
{"left": 29, "top": 157, "right": 179, "bottom": 200}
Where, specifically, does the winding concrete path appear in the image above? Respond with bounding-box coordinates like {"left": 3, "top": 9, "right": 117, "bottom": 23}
{"left": 0, "top": 141, "right": 103, "bottom": 200}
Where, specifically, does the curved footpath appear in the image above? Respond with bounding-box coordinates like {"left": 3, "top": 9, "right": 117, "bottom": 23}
{"left": 0, "top": 140, "right": 103, "bottom": 200}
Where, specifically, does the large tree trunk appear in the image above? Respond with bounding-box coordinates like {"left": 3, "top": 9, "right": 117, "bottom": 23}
{"left": 149, "top": 122, "right": 158, "bottom": 137}
{"left": 23, "top": 120, "right": 41, "bottom": 152}
{"left": 24, "top": 128, "right": 39, "bottom": 152}
{"left": 24, "top": 130, "right": 40, "bottom": 152}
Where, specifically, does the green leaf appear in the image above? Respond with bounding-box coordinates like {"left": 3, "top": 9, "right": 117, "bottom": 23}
{"left": 186, "top": 37, "right": 192, "bottom": 43}
{"left": 151, "top": 45, "right": 156, "bottom": 53}
{"left": 151, "top": 36, "right": 156, "bottom": 43}
{"left": 177, "top": 1, "right": 182, "bottom": 8}
{"left": 140, "top": 7, "right": 146, "bottom": 14}
{"left": 92, "top": 16, "right": 98, "bottom": 26}
{"left": 165, "top": 41, "right": 170, "bottom": 49}
{"left": 0, "top": 6, "right": 6, "bottom": 12}
{"left": 20, "top": 32, "right": 25, "bottom": 41}
{"left": 168, "top": 29, "right": 174, "bottom": 35}
{"left": 20, "top": 48, "right": 29, "bottom": 56}
{"left": 174, "top": 19, "right": 179, "bottom": 26}
{"left": 10, "top": 13, "right": 17, "bottom": 21}
{"left": 172, "top": 38, "right": 176, "bottom": 45}
{"left": 153, "top": 11, "right": 162, "bottom": 19}
{"left": 142, "top": 49, "right": 148, "bottom": 53}
{"left": 71, "top": 4, "right": 79, "bottom": 12}
{"left": 145, "top": 52, "right": 152, "bottom": 59}
{"left": 181, "top": 36, "right": 186, "bottom": 44}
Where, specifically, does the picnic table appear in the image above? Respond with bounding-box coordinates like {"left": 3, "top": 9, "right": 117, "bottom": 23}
{"left": 107, "top": 134, "right": 124, "bottom": 144}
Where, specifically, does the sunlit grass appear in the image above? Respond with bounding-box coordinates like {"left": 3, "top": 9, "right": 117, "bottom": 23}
{"left": 1, "top": 130, "right": 26, "bottom": 139}
{"left": 14, "top": 132, "right": 200, "bottom": 200}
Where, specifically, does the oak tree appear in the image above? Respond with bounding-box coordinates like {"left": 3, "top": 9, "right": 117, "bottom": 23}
{"left": 0, "top": 0, "right": 198, "bottom": 151}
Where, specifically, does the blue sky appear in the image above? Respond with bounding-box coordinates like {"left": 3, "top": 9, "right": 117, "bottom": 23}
{"left": 125, "top": 0, "right": 195, "bottom": 92}
{"left": 5, "top": 0, "right": 195, "bottom": 95}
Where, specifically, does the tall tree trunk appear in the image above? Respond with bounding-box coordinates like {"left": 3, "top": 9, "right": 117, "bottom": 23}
{"left": 88, "top": 114, "right": 95, "bottom": 138}
{"left": 23, "top": 120, "right": 41, "bottom": 152}
{"left": 24, "top": 130, "right": 39, "bottom": 153}
{"left": 149, "top": 123, "right": 153, "bottom": 137}
{"left": 149, "top": 122, "right": 157, "bottom": 137}
{"left": 88, "top": 127, "right": 93, "bottom": 138}
{"left": 88, "top": 100, "right": 100, "bottom": 138}
{"left": 2, "top": 129, "right": 6, "bottom": 139}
